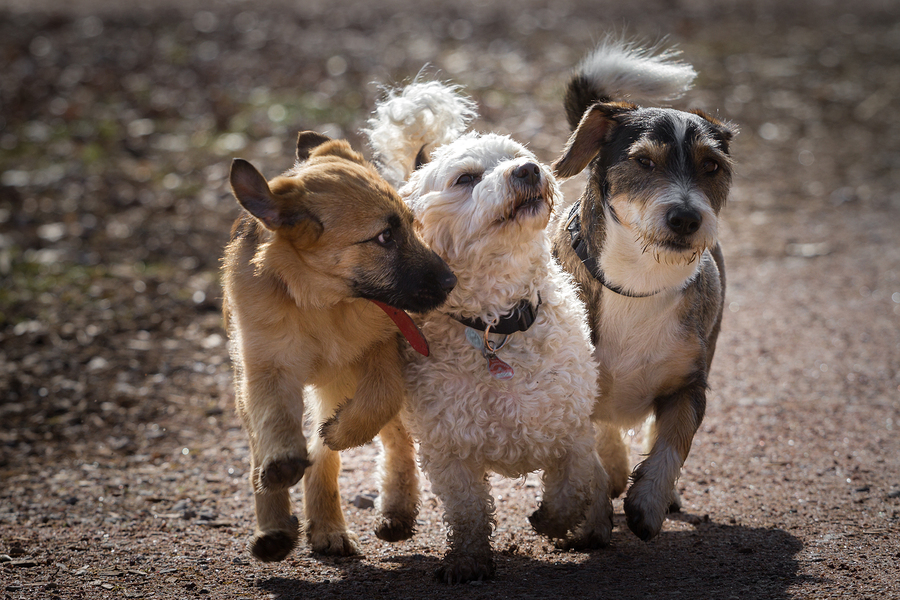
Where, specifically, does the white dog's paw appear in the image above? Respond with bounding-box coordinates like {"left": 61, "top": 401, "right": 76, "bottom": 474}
{"left": 623, "top": 478, "right": 670, "bottom": 541}
{"left": 307, "top": 528, "right": 361, "bottom": 556}
{"left": 435, "top": 552, "right": 495, "bottom": 584}
{"left": 558, "top": 495, "right": 613, "bottom": 551}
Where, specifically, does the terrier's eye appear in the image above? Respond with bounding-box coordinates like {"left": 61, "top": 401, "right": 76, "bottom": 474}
{"left": 635, "top": 157, "right": 656, "bottom": 169}
{"left": 375, "top": 228, "right": 395, "bottom": 247}
{"left": 455, "top": 173, "right": 480, "bottom": 186}
{"left": 702, "top": 159, "right": 719, "bottom": 174}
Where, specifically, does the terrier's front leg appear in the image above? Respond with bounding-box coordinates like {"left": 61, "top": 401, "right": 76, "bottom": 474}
{"left": 624, "top": 377, "right": 706, "bottom": 541}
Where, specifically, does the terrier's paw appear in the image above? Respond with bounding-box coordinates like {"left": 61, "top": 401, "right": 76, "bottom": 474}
{"left": 528, "top": 504, "right": 571, "bottom": 540}
{"left": 434, "top": 553, "right": 495, "bottom": 584}
{"left": 250, "top": 516, "right": 299, "bottom": 562}
{"left": 667, "top": 489, "right": 683, "bottom": 513}
{"left": 308, "top": 529, "right": 361, "bottom": 556}
{"left": 256, "top": 453, "right": 309, "bottom": 492}
{"left": 623, "top": 487, "right": 667, "bottom": 541}
{"left": 374, "top": 513, "right": 416, "bottom": 542}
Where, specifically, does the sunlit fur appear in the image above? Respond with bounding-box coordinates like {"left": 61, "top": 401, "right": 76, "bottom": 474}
{"left": 222, "top": 132, "right": 454, "bottom": 563}
{"left": 367, "top": 82, "right": 611, "bottom": 584}
{"left": 550, "top": 39, "right": 734, "bottom": 542}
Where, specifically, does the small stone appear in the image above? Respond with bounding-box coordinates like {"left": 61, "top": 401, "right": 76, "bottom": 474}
{"left": 351, "top": 494, "right": 376, "bottom": 509}
{"left": 0, "top": 555, "right": 11, "bottom": 563}
{"left": 887, "top": 490, "right": 900, "bottom": 499}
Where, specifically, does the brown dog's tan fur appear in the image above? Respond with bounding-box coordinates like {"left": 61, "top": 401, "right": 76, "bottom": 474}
{"left": 222, "top": 132, "right": 454, "bottom": 561}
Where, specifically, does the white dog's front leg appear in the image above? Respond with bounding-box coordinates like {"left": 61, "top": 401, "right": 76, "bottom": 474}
{"left": 423, "top": 452, "right": 495, "bottom": 584}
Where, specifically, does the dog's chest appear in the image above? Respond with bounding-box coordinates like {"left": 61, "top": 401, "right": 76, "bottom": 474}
{"left": 405, "top": 315, "right": 596, "bottom": 469}
{"left": 592, "top": 292, "right": 698, "bottom": 425}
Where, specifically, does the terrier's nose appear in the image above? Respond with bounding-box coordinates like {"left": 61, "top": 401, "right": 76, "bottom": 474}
{"left": 513, "top": 163, "right": 541, "bottom": 186}
{"left": 666, "top": 207, "right": 702, "bottom": 236}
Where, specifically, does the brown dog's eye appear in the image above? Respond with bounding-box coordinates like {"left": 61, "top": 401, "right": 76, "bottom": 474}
{"left": 702, "top": 159, "right": 719, "bottom": 174}
{"left": 375, "top": 228, "right": 395, "bottom": 247}
{"left": 635, "top": 157, "right": 655, "bottom": 170}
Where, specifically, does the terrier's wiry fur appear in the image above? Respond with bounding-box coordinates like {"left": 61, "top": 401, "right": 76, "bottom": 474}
{"left": 367, "top": 83, "right": 610, "bottom": 583}
{"left": 222, "top": 132, "right": 455, "bottom": 562}
{"left": 550, "top": 37, "right": 735, "bottom": 542}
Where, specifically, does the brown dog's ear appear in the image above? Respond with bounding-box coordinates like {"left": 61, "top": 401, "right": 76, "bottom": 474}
{"left": 296, "top": 131, "right": 333, "bottom": 162}
{"left": 230, "top": 158, "right": 281, "bottom": 229}
{"left": 552, "top": 101, "right": 636, "bottom": 179}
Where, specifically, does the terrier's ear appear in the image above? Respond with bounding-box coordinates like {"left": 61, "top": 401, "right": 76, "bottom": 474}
{"left": 552, "top": 101, "right": 636, "bottom": 179}
{"left": 230, "top": 158, "right": 281, "bottom": 229}
{"left": 296, "top": 131, "right": 333, "bottom": 162}
{"left": 691, "top": 109, "right": 738, "bottom": 155}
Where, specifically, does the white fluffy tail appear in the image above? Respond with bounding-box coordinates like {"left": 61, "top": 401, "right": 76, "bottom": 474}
{"left": 364, "top": 80, "right": 477, "bottom": 188}
{"left": 578, "top": 37, "right": 697, "bottom": 103}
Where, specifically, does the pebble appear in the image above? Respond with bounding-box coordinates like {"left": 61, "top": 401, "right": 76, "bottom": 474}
{"left": 351, "top": 493, "right": 377, "bottom": 509}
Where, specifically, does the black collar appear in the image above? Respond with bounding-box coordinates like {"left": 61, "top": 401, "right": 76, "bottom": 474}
{"left": 452, "top": 295, "right": 542, "bottom": 335}
{"left": 565, "top": 201, "right": 661, "bottom": 299}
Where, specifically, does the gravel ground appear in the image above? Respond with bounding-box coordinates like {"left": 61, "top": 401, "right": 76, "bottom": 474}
{"left": 1, "top": 0, "right": 899, "bottom": 598}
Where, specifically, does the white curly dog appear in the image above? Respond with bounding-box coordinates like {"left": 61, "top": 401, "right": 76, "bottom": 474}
{"left": 365, "top": 81, "right": 611, "bottom": 583}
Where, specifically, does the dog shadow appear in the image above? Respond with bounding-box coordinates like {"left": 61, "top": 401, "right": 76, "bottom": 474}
{"left": 257, "top": 513, "right": 808, "bottom": 600}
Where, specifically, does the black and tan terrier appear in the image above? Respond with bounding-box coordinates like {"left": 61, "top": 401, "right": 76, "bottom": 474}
{"left": 222, "top": 131, "right": 455, "bottom": 562}
{"left": 550, "top": 38, "right": 736, "bottom": 542}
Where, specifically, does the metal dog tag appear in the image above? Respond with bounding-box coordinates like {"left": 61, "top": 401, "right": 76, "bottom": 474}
{"left": 465, "top": 327, "right": 514, "bottom": 380}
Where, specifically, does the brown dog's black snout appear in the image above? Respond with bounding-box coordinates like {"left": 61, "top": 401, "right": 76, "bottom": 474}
{"left": 438, "top": 268, "right": 458, "bottom": 294}
{"left": 666, "top": 206, "right": 702, "bottom": 236}
{"left": 513, "top": 163, "right": 541, "bottom": 186}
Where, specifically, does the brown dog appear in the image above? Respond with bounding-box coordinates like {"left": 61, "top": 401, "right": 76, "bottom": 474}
{"left": 222, "top": 131, "right": 456, "bottom": 561}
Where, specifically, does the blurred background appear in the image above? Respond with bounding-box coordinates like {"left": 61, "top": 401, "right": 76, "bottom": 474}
{"left": 0, "top": 0, "right": 898, "bottom": 597}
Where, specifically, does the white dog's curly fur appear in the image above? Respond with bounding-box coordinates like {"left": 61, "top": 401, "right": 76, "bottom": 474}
{"left": 366, "top": 82, "right": 611, "bottom": 584}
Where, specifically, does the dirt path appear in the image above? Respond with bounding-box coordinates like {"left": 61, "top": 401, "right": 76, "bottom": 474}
{"left": 1, "top": 0, "right": 898, "bottom": 598}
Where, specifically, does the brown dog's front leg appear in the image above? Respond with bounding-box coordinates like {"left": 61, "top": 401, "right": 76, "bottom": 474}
{"left": 623, "top": 375, "right": 706, "bottom": 541}
{"left": 319, "top": 337, "right": 405, "bottom": 451}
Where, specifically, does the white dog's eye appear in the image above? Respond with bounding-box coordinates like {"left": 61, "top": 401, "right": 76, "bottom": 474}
{"left": 455, "top": 173, "right": 480, "bottom": 186}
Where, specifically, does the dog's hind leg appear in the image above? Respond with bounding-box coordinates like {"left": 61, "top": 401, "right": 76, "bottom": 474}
{"left": 594, "top": 421, "right": 631, "bottom": 498}
{"left": 530, "top": 430, "right": 611, "bottom": 547}
{"left": 303, "top": 385, "right": 361, "bottom": 556}
{"left": 319, "top": 336, "right": 405, "bottom": 451}
{"left": 374, "top": 415, "right": 419, "bottom": 542}
{"left": 624, "top": 376, "right": 706, "bottom": 541}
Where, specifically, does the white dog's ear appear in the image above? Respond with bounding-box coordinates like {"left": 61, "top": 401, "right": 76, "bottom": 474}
{"left": 553, "top": 101, "right": 637, "bottom": 179}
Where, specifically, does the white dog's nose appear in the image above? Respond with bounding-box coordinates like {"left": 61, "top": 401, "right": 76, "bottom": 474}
{"left": 513, "top": 163, "right": 541, "bottom": 186}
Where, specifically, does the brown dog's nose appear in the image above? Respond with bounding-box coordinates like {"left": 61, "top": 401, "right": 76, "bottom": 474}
{"left": 440, "top": 271, "right": 458, "bottom": 293}
{"left": 666, "top": 207, "right": 702, "bottom": 236}
{"left": 513, "top": 163, "right": 541, "bottom": 186}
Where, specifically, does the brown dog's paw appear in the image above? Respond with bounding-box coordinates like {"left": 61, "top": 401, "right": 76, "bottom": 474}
{"left": 374, "top": 513, "right": 416, "bottom": 542}
{"left": 319, "top": 413, "right": 374, "bottom": 452}
{"left": 308, "top": 529, "right": 361, "bottom": 556}
{"left": 434, "top": 553, "right": 495, "bottom": 584}
{"left": 250, "top": 516, "right": 300, "bottom": 562}
{"left": 528, "top": 504, "right": 570, "bottom": 540}
{"left": 257, "top": 454, "right": 310, "bottom": 492}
